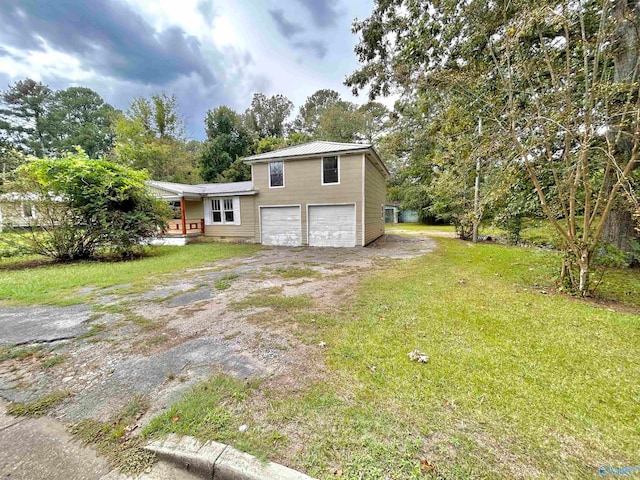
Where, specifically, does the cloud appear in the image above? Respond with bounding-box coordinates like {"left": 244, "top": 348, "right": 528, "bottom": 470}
{"left": 294, "top": 0, "right": 340, "bottom": 28}
{"left": 268, "top": 7, "right": 327, "bottom": 59}
{"left": 197, "top": 0, "right": 216, "bottom": 25}
{"left": 291, "top": 40, "right": 328, "bottom": 59}
{"left": 0, "top": 0, "right": 215, "bottom": 86}
{"left": 269, "top": 8, "right": 304, "bottom": 39}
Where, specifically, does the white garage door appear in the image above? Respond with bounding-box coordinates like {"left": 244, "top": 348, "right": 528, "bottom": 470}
{"left": 260, "top": 206, "right": 301, "bottom": 246}
{"left": 308, "top": 204, "right": 356, "bottom": 247}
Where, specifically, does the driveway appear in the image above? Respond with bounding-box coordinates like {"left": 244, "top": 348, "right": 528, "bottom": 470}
{"left": 0, "top": 234, "right": 435, "bottom": 425}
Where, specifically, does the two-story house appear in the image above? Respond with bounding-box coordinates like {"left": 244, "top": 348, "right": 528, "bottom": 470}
{"left": 148, "top": 141, "right": 389, "bottom": 247}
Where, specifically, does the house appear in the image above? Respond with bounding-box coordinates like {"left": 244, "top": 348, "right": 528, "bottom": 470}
{"left": 149, "top": 141, "right": 389, "bottom": 247}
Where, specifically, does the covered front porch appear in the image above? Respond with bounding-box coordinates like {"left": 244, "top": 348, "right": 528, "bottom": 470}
{"left": 158, "top": 195, "right": 205, "bottom": 244}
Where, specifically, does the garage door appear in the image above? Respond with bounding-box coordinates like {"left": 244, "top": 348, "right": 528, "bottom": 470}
{"left": 308, "top": 204, "right": 356, "bottom": 247}
{"left": 260, "top": 206, "right": 301, "bottom": 246}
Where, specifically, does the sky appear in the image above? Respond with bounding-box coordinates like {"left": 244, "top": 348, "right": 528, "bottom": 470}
{"left": 0, "top": 0, "right": 384, "bottom": 140}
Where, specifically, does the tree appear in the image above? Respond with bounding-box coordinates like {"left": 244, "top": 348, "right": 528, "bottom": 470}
{"left": 292, "top": 89, "right": 342, "bottom": 135}
{"left": 0, "top": 79, "right": 52, "bottom": 156}
{"left": 113, "top": 95, "right": 200, "bottom": 183}
{"left": 348, "top": 0, "right": 640, "bottom": 296}
{"left": 201, "top": 106, "right": 252, "bottom": 182}
{"left": 358, "top": 101, "right": 390, "bottom": 146}
{"left": 243, "top": 93, "right": 293, "bottom": 138}
{"left": 41, "top": 87, "right": 116, "bottom": 158}
{"left": 3, "top": 150, "right": 170, "bottom": 260}
{"left": 315, "top": 100, "right": 365, "bottom": 142}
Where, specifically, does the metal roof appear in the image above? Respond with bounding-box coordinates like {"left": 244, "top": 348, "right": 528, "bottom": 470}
{"left": 242, "top": 140, "right": 389, "bottom": 176}
{"left": 243, "top": 141, "right": 372, "bottom": 161}
{"left": 147, "top": 180, "right": 255, "bottom": 197}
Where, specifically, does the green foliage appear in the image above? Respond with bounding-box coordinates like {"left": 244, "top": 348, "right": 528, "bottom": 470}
{"left": 42, "top": 87, "right": 115, "bottom": 158}
{"left": 0, "top": 78, "right": 52, "bottom": 157}
{"left": 112, "top": 95, "right": 200, "bottom": 183}
{"left": 243, "top": 93, "right": 293, "bottom": 138}
{"left": 201, "top": 106, "right": 252, "bottom": 182}
{"left": 5, "top": 150, "right": 170, "bottom": 260}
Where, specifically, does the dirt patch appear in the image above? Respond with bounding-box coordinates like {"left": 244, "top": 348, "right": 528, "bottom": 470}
{"left": 0, "top": 234, "right": 435, "bottom": 430}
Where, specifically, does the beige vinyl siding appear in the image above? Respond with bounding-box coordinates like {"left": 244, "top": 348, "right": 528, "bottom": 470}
{"left": 364, "top": 156, "right": 386, "bottom": 245}
{"left": 204, "top": 196, "right": 256, "bottom": 242}
{"left": 252, "top": 153, "right": 363, "bottom": 245}
{"left": 185, "top": 200, "right": 203, "bottom": 219}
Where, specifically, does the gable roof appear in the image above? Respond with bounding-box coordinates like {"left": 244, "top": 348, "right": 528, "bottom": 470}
{"left": 147, "top": 180, "right": 255, "bottom": 197}
{"left": 242, "top": 140, "right": 389, "bottom": 176}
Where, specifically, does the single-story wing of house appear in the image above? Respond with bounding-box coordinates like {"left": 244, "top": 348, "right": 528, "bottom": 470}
{"left": 149, "top": 141, "right": 389, "bottom": 247}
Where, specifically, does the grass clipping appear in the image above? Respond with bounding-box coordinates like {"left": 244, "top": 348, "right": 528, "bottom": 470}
{"left": 71, "top": 396, "right": 156, "bottom": 475}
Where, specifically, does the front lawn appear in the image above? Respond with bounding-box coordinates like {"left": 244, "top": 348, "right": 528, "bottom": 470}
{"left": 144, "top": 238, "right": 640, "bottom": 479}
{"left": 0, "top": 243, "right": 260, "bottom": 305}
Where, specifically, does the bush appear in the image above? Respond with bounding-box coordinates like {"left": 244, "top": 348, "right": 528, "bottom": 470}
{"left": 1, "top": 150, "right": 170, "bottom": 260}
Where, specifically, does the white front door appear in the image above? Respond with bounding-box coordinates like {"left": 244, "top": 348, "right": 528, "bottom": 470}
{"left": 260, "top": 206, "right": 302, "bottom": 246}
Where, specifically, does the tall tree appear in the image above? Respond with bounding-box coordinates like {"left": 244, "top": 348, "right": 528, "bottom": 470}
{"left": 201, "top": 106, "right": 252, "bottom": 182}
{"left": 292, "top": 89, "right": 342, "bottom": 135}
{"left": 0, "top": 78, "right": 52, "bottom": 156}
{"left": 42, "top": 87, "right": 115, "bottom": 158}
{"left": 315, "top": 100, "right": 365, "bottom": 142}
{"left": 113, "top": 95, "right": 200, "bottom": 183}
{"left": 243, "top": 93, "right": 293, "bottom": 138}
{"left": 348, "top": 0, "right": 640, "bottom": 295}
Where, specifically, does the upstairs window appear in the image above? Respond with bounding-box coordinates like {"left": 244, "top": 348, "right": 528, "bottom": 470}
{"left": 269, "top": 161, "right": 284, "bottom": 187}
{"left": 212, "top": 198, "right": 234, "bottom": 224}
{"left": 322, "top": 156, "right": 339, "bottom": 184}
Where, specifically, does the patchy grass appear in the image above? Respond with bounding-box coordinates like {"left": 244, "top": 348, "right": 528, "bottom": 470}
{"left": 146, "top": 237, "right": 640, "bottom": 479}
{"left": 7, "top": 391, "right": 69, "bottom": 417}
{"left": 271, "top": 267, "right": 320, "bottom": 279}
{"left": 41, "top": 355, "right": 65, "bottom": 369}
{"left": 71, "top": 395, "right": 155, "bottom": 475}
{"left": 215, "top": 273, "right": 239, "bottom": 290}
{"left": 232, "top": 292, "right": 314, "bottom": 312}
{"left": 0, "top": 345, "right": 44, "bottom": 362}
{"left": 76, "top": 322, "right": 108, "bottom": 341}
{"left": 142, "top": 376, "right": 285, "bottom": 460}
{"left": 0, "top": 243, "right": 260, "bottom": 306}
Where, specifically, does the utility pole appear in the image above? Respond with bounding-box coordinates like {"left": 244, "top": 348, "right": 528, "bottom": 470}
{"left": 472, "top": 117, "right": 482, "bottom": 243}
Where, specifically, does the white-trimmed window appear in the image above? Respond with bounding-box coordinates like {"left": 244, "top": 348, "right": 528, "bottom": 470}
{"left": 212, "top": 198, "right": 234, "bottom": 224}
{"left": 269, "top": 161, "right": 284, "bottom": 188}
{"left": 322, "top": 156, "right": 339, "bottom": 184}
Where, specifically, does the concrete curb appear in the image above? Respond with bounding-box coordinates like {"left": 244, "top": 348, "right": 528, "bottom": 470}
{"left": 144, "top": 434, "right": 315, "bottom": 480}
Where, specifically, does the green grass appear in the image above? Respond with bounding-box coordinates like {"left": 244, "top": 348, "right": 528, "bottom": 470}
{"left": 41, "top": 355, "right": 65, "bottom": 369}
{"left": 7, "top": 391, "right": 69, "bottom": 417}
{"left": 142, "top": 376, "right": 285, "bottom": 459}
{"left": 145, "top": 238, "right": 640, "bottom": 479}
{"left": 272, "top": 267, "right": 320, "bottom": 279}
{"left": 72, "top": 396, "right": 155, "bottom": 475}
{"left": 0, "top": 345, "right": 44, "bottom": 362}
{"left": 0, "top": 243, "right": 260, "bottom": 305}
{"left": 215, "top": 273, "right": 239, "bottom": 290}
{"left": 232, "top": 291, "right": 315, "bottom": 312}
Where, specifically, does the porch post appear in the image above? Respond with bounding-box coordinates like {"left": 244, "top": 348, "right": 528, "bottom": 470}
{"left": 180, "top": 196, "right": 187, "bottom": 235}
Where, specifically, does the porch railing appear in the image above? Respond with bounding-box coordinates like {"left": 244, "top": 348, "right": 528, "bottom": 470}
{"left": 162, "top": 218, "right": 205, "bottom": 235}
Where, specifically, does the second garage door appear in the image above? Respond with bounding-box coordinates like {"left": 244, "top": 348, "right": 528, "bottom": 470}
{"left": 308, "top": 204, "right": 356, "bottom": 247}
{"left": 260, "top": 206, "right": 302, "bottom": 246}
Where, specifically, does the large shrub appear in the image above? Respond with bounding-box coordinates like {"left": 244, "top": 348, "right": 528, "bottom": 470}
{"left": 4, "top": 150, "right": 170, "bottom": 260}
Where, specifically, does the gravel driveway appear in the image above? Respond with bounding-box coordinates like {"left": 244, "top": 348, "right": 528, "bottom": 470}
{"left": 0, "top": 234, "right": 435, "bottom": 424}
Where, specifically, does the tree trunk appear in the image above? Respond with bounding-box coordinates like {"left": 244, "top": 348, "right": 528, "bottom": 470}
{"left": 604, "top": 0, "right": 640, "bottom": 253}
{"left": 578, "top": 249, "right": 591, "bottom": 297}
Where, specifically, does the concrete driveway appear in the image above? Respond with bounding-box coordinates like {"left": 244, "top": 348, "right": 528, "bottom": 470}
{"left": 0, "top": 234, "right": 435, "bottom": 425}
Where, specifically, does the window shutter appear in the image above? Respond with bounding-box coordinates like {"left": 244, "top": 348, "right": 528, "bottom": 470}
{"left": 203, "top": 199, "right": 213, "bottom": 226}
{"left": 232, "top": 197, "right": 241, "bottom": 225}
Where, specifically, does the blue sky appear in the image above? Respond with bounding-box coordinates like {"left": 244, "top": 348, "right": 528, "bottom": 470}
{"left": 0, "top": 0, "right": 384, "bottom": 139}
